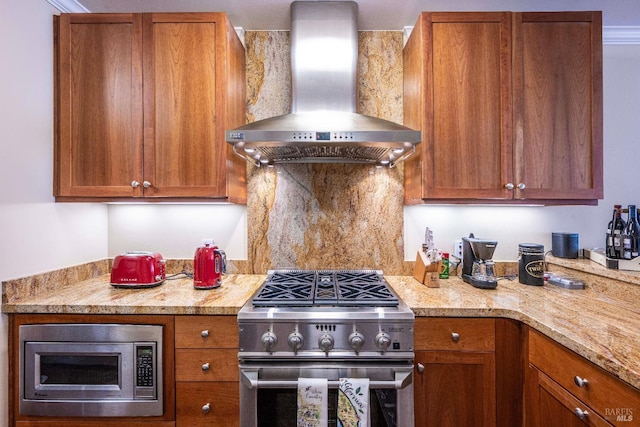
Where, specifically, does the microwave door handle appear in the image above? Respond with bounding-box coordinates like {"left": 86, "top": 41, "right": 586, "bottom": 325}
{"left": 240, "top": 370, "right": 412, "bottom": 390}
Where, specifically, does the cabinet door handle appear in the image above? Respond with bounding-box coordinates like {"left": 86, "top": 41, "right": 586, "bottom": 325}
{"left": 131, "top": 181, "right": 140, "bottom": 188}
{"left": 574, "top": 375, "right": 589, "bottom": 387}
{"left": 416, "top": 363, "right": 425, "bottom": 373}
{"left": 143, "top": 180, "right": 152, "bottom": 188}
{"left": 201, "top": 362, "right": 210, "bottom": 371}
{"left": 517, "top": 183, "right": 526, "bottom": 190}
{"left": 574, "top": 408, "right": 589, "bottom": 420}
{"left": 201, "top": 329, "right": 209, "bottom": 338}
{"left": 451, "top": 332, "right": 460, "bottom": 342}
{"left": 505, "top": 183, "right": 514, "bottom": 190}
{"left": 202, "top": 403, "right": 211, "bottom": 414}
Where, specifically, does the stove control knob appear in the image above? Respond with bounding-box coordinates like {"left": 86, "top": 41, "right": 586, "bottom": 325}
{"left": 288, "top": 332, "right": 304, "bottom": 352}
{"left": 318, "top": 334, "right": 334, "bottom": 354}
{"left": 348, "top": 332, "right": 365, "bottom": 352}
{"left": 375, "top": 332, "right": 391, "bottom": 352}
{"left": 261, "top": 331, "right": 278, "bottom": 352}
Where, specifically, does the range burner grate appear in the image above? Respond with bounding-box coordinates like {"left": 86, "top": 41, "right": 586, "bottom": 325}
{"left": 252, "top": 269, "right": 398, "bottom": 307}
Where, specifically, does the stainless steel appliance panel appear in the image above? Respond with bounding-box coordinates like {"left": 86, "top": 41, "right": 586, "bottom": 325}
{"left": 19, "top": 323, "right": 163, "bottom": 417}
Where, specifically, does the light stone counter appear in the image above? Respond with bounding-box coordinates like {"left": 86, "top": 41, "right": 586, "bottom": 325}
{"left": 3, "top": 259, "right": 640, "bottom": 391}
{"left": 2, "top": 273, "right": 266, "bottom": 316}
{"left": 387, "top": 274, "right": 640, "bottom": 391}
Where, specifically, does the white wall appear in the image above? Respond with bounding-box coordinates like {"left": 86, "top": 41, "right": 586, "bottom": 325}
{"left": 107, "top": 204, "right": 247, "bottom": 259}
{"left": 0, "top": 1, "right": 109, "bottom": 426}
{"left": 404, "top": 44, "right": 640, "bottom": 261}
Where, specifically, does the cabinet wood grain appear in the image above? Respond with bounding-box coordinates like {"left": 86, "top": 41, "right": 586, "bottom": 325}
{"left": 513, "top": 12, "right": 603, "bottom": 201}
{"left": 404, "top": 11, "right": 602, "bottom": 204}
{"left": 54, "top": 13, "right": 246, "bottom": 202}
{"left": 56, "top": 14, "right": 144, "bottom": 198}
{"left": 528, "top": 329, "right": 640, "bottom": 424}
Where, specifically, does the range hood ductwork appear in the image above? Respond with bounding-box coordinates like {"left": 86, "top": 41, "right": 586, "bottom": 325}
{"left": 226, "top": 1, "right": 421, "bottom": 167}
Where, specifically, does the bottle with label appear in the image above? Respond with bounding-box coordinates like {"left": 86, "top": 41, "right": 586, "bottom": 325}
{"left": 439, "top": 252, "right": 450, "bottom": 279}
{"left": 606, "top": 205, "right": 626, "bottom": 258}
{"left": 622, "top": 205, "right": 640, "bottom": 260}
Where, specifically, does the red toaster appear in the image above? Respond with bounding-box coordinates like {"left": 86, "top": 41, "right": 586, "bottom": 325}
{"left": 110, "top": 252, "right": 166, "bottom": 288}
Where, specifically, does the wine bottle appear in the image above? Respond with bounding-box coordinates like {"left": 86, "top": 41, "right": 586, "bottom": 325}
{"left": 606, "top": 205, "right": 618, "bottom": 257}
{"left": 609, "top": 205, "right": 626, "bottom": 258}
{"left": 622, "top": 205, "right": 640, "bottom": 260}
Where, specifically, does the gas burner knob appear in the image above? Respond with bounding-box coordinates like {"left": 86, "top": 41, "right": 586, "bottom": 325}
{"left": 375, "top": 332, "right": 391, "bottom": 352}
{"left": 288, "top": 332, "right": 304, "bottom": 352}
{"left": 318, "top": 333, "right": 334, "bottom": 354}
{"left": 348, "top": 332, "right": 365, "bottom": 352}
{"left": 261, "top": 331, "right": 278, "bottom": 352}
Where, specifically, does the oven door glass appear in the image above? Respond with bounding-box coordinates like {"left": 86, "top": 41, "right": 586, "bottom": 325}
{"left": 24, "top": 342, "right": 134, "bottom": 400}
{"left": 240, "top": 362, "right": 414, "bottom": 427}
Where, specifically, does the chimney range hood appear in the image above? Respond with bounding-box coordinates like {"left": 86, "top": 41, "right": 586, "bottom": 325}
{"left": 226, "top": 1, "right": 421, "bottom": 167}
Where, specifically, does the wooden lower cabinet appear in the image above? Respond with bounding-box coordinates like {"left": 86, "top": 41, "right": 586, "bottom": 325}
{"left": 415, "top": 350, "right": 496, "bottom": 427}
{"left": 525, "top": 328, "right": 640, "bottom": 427}
{"left": 527, "top": 367, "right": 612, "bottom": 427}
{"left": 414, "top": 318, "right": 497, "bottom": 427}
{"left": 176, "top": 382, "right": 239, "bottom": 427}
{"left": 174, "top": 316, "right": 239, "bottom": 426}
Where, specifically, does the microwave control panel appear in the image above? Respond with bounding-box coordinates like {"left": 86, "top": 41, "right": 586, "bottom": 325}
{"left": 135, "top": 343, "right": 156, "bottom": 398}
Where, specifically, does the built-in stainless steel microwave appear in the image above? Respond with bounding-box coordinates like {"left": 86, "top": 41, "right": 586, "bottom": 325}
{"left": 19, "top": 323, "right": 163, "bottom": 417}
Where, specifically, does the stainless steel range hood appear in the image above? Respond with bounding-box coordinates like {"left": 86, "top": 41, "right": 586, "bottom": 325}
{"left": 226, "top": 1, "right": 421, "bottom": 167}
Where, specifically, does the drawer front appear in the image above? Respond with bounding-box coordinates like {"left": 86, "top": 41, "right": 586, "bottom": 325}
{"left": 175, "top": 315, "right": 238, "bottom": 349}
{"left": 529, "top": 329, "right": 640, "bottom": 423}
{"left": 175, "top": 349, "right": 238, "bottom": 382}
{"left": 414, "top": 318, "right": 495, "bottom": 351}
{"left": 535, "top": 369, "right": 613, "bottom": 427}
{"left": 176, "top": 382, "right": 239, "bottom": 427}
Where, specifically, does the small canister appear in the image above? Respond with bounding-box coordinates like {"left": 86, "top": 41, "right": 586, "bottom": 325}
{"left": 518, "top": 243, "right": 545, "bottom": 286}
{"left": 551, "top": 232, "right": 579, "bottom": 259}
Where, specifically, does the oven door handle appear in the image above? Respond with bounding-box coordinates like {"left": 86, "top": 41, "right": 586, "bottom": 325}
{"left": 240, "top": 370, "right": 412, "bottom": 390}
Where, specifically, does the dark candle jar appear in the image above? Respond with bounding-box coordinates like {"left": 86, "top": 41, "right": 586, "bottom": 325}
{"left": 518, "top": 243, "right": 545, "bottom": 286}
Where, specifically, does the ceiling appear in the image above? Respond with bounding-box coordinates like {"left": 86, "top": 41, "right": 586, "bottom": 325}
{"left": 63, "top": 0, "right": 640, "bottom": 30}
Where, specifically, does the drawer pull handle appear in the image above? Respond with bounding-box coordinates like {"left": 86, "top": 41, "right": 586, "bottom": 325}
{"left": 201, "top": 330, "right": 209, "bottom": 338}
{"left": 574, "top": 408, "right": 589, "bottom": 420}
{"left": 202, "top": 362, "right": 210, "bottom": 371}
{"left": 451, "top": 332, "right": 460, "bottom": 342}
{"left": 574, "top": 376, "right": 589, "bottom": 387}
{"left": 202, "top": 403, "right": 211, "bottom": 414}
{"left": 416, "top": 363, "right": 425, "bottom": 373}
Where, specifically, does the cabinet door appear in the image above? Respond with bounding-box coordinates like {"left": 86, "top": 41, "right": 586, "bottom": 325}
{"left": 404, "top": 12, "right": 512, "bottom": 202}
{"left": 56, "top": 14, "right": 144, "bottom": 197}
{"left": 415, "top": 351, "right": 496, "bottom": 427}
{"left": 513, "top": 12, "right": 603, "bottom": 201}
{"left": 143, "top": 13, "right": 237, "bottom": 198}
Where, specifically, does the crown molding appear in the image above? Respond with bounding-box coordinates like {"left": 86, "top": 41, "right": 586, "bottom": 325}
{"left": 46, "top": 0, "right": 89, "bottom": 13}
{"left": 603, "top": 26, "right": 640, "bottom": 45}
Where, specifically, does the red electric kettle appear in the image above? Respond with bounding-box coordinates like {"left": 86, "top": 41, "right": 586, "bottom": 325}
{"left": 193, "top": 240, "right": 226, "bottom": 289}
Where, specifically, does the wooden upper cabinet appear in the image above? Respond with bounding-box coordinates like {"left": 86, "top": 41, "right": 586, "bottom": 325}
{"left": 54, "top": 13, "right": 247, "bottom": 203}
{"left": 55, "top": 14, "right": 144, "bottom": 198}
{"left": 513, "top": 12, "right": 603, "bottom": 201}
{"left": 403, "top": 11, "right": 603, "bottom": 204}
{"left": 404, "top": 12, "right": 513, "bottom": 202}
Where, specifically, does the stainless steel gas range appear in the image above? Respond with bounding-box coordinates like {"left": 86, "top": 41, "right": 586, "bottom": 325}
{"left": 238, "top": 269, "right": 415, "bottom": 426}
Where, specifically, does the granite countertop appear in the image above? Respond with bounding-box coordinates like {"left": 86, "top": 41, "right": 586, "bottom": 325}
{"left": 2, "top": 273, "right": 266, "bottom": 315}
{"left": 2, "top": 258, "right": 640, "bottom": 391}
